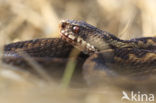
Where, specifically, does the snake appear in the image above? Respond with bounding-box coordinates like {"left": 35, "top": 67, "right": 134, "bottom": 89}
{"left": 2, "top": 19, "right": 156, "bottom": 84}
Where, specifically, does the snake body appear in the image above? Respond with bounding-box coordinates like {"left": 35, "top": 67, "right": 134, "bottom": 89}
{"left": 2, "top": 20, "right": 156, "bottom": 83}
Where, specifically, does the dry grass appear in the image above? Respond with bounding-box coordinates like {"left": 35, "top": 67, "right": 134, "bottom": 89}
{"left": 0, "top": 0, "right": 156, "bottom": 103}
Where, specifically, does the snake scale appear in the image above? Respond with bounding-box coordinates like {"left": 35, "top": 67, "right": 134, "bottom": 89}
{"left": 2, "top": 19, "right": 156, "bottom": 84}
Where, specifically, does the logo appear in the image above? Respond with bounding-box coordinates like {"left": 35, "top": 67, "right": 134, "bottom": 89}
{"left": 121, "top": 91, "right": 154, "bottom": 102}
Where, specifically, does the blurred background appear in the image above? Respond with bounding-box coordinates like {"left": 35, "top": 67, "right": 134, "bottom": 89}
{"left": 0, "top": 0, "right": 156, "bottom": 103}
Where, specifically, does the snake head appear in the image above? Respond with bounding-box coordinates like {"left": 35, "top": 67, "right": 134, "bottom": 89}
{"left": 60, "top": 19, "right": 105, "bottom": 54}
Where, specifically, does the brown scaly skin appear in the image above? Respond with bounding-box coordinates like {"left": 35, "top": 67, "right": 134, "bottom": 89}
{"left": 2, "top": 19, "right": 156, "bottom": 86}
{"left": 2, "top": 38, "right": 88, "bottom": 81}
{"left": 3, "top": 38, "right": 74, "bottom": 70}
{"left": 60, "top": 20, "right": 156, "bottom": 52}
{"left": 4, "top": 38, "right": 73, "bottom": 58}
{"left": 59, "top": 20, "right": 156, "bottom": 81}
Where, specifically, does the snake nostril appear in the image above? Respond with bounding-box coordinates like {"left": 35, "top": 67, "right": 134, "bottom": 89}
{"left": 61, "top": 22, "right": 67, "bottom": 29}
{"left": 61, "top": 23, "right": 66, "bottom": 28}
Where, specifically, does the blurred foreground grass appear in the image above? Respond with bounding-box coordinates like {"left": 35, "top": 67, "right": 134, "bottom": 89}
{"left": 0, "top": 0, "right": 156, "bottom": 103}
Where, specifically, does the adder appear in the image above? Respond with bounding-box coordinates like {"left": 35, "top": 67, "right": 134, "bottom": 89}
{"left": 2, "top": 19, "right": 156, "bottom": 83}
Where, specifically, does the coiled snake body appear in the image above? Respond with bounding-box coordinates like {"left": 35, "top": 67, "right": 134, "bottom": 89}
{"left": 2, "top": 20, "right": 156, "bottom": 84}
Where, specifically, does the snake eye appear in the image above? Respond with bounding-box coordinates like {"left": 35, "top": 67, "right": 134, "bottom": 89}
{"left": 72, "top": 26, "right": 80, "bottom": 33}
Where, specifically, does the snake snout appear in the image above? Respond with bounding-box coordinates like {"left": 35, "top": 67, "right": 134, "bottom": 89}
{"left": 60, "top": 20, "right": 68, "bottom": 29}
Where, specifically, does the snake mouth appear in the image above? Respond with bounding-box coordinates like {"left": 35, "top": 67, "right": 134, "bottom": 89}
{"left": 60, "top": 29, "right": 98, "bottom": 54}
{"left": 60, "top": 29, "right": 77, "bottom": 46}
